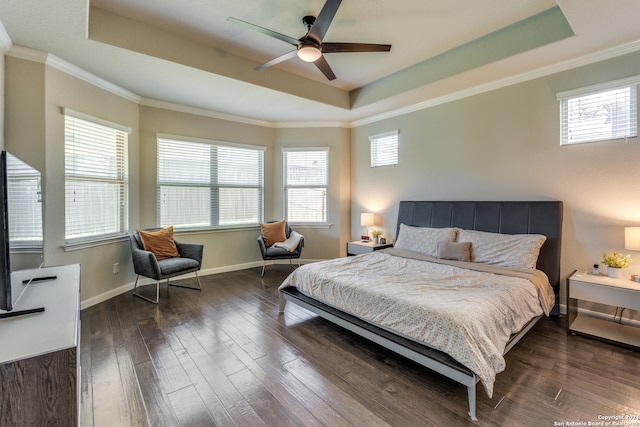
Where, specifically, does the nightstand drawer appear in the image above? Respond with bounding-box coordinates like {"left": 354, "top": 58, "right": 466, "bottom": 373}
{"left": 570, "top": 276, "right": 640, "bottom": 311}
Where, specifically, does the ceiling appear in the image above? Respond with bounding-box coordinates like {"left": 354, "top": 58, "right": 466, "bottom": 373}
{"left": 1, "top": 0, "right": 640, "bottom": 125}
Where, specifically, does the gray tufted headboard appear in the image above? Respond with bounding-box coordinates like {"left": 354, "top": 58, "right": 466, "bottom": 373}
{"left": 396, "top": 201, "right": 563, "bottom": 293}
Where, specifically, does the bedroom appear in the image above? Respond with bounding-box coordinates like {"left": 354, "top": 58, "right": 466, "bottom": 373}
{"left": 0, "top": 0, "right": 639, "bottom": 425}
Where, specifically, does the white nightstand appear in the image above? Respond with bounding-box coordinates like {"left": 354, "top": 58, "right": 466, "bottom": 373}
{"left": 567, "top": 270, "right": 640, "bottom": 349}
{"left": 346, "top": 241, "right": 393, "bottom": 256}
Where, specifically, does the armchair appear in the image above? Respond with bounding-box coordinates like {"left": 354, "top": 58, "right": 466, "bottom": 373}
{"left": 130, "top": 228, "right": 203, "bottom": 304}
{"left": 258, "top": 221, "right": 304, "bottom": 277}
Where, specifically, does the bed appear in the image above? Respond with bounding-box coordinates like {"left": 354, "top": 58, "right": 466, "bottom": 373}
{"left": 278, "top": 201, "right": 563, "bottom": 420}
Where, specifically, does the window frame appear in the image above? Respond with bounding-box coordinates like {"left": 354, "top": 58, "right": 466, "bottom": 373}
{"left": 63, "top": 108, "right": 130, "bottom": 246}
{"left": 557, "top": 76, "right": 639, "bottom": 146}
{"left": 369, "top": 130, "right": 399, "bottom": 167}
{"left": 283, "top": 147, "right": 330, "bottom": 225}
{"left": 156, "top": 134, "right": 265, "bottom": 231}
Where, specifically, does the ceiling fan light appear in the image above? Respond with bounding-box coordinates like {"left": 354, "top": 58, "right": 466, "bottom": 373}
{"left": 297, "top": 45, "right": 322, "bottom": 62}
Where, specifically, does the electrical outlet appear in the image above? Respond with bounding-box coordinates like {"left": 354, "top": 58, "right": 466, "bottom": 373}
{"left": 113, "top": 262, "right": 119, "bottom": 274}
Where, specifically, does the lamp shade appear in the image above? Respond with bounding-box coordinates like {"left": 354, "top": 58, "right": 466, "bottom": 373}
{"left": 625, "top": 227, "right": 640, "bottom": 251}
{"left": 360, "top": 212, "right": 374, "bottom": 227}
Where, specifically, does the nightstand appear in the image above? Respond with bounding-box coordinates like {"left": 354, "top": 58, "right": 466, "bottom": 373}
{"left": 567, "top": 270, "right": 640, "bottom": 349}
{"left": 346, "top": 241, "right": 393, "bottom": 256}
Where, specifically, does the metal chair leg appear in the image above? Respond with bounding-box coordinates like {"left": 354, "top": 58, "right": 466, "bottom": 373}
{"left": 133, "top": 275, "right": 160, "bottom": 304}
{"left": 261, "top": 262, "right": 266, "bottom": 277}
{"left": 168, "top": 271, "right": 202, "bottom": 291}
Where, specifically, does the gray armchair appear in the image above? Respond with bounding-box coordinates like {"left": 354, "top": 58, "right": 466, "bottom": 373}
{"left": 258, "top": 221, "right": 304, "bottom": 277}
{"left": 130, "top": 228, "right": 204, "bottom": 304}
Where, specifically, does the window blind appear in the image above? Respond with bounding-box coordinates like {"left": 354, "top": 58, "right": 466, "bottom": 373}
{"left": 558, "top": 82, "right": 638, "bottom": 145}
{"left": 283, "top": 149, "right": 328, "bottom": 223}
{"left": 157, "top": 137, "right": 264, "bottom": 229}
{"left": 64, "top": 113, "right": 129, "bottom": 243}
{"left": 370, "top": 130, "right": 398, "bottom": 167}
{"left": 6, "top": 154, "right": 42, "bottom": 248}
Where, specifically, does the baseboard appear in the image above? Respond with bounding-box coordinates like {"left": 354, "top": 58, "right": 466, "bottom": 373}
{"left": 80, "top": 259, "right": 314, "bottom": 310}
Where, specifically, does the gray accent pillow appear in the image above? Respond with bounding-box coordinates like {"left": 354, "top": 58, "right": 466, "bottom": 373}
{"left": 437, "top": 241, "right": 472, "bottom": 262}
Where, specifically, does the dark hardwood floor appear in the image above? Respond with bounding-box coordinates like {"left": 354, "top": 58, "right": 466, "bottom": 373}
{"left": 80, "top": 265, "right": 640, "bottom": 426}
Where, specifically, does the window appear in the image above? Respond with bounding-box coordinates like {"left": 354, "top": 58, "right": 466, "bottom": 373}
{"left": 64, "top": 110, "right": 129, "bottom": 244}
{"left": 370, "top": 130, "right": 399, "bottom": 167}
{"left": 157, "top": 136, "right": 264, "bottom": 229}
{"left": 558, "top": 78, "right": 638, "bottom": 145}
{"left": 283, "top": 148, "right": 328, "bottom": 223}
{"left": 7, "top": 153, "right": 42, "bottom": 249}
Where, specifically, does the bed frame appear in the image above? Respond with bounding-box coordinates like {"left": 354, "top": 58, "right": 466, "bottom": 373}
{"left": 279, "top": 201, "right": 563, "bottom": 420}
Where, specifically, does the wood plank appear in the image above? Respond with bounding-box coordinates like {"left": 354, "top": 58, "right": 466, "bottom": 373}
{"left": 105, "top": 298, "right": 151, "bottom": 427}
{"left": 88, "top": 304, "right": 132, "bottom": 427}
{"left": 79, "top": 308, "right": 95, "bottom": 427}
{"left": 167, "top": 385, "right": 216, "bottom": 427}
{"left": 171, "top": 323, "right": 266, "bottom": 426}
{"left": 170, "top": 325, "right": 237, "bottom": 426}
{"left": 283, "top": 357, "right": 393, "bottom": 426}
{"left": 133, "top": 360, "right": 179, "bottom": 427}
{"left": 227, "top": 367, "right": 305, "bottom": 427}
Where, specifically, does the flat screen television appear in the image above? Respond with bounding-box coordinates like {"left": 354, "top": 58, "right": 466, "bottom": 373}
{"left": 0, "top": 150, "right": 47, "bottom": 319}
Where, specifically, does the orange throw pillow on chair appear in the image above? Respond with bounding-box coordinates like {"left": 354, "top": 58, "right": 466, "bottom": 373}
{"left": 260, "top": 220, "right": 286, "bottom": 247}
{"left": 138, "top": 226, "right": 180, "bottom": 260}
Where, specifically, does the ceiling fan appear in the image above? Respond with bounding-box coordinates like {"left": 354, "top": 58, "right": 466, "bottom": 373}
{"left": 227, "top": 0, "right": 391, "bottom": 81}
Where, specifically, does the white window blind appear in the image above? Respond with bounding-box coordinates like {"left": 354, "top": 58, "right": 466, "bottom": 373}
{"left": 6, "top": 153, "right": 42, "bottom": 249}
{"left": 370, "top": 130, "right": 399, "bottom": 167}
{"left": 283, "top": 148, "right": 328, "bottom": 223}
{"left": 157, "top": 136, "right": 264, "bottom": 229}
{"left": 64, "top": 112, "right": 129, "bottom": 244}
{"left": 558, "top": 80, "right": 638, "bottom": 146}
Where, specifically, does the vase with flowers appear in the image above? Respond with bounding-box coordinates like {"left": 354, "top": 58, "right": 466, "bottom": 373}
{"left": 601, "top": 252, "right": 632, "bottom": 278}
{"left": 371, "top": 229, "right": 383, "bottom": 244}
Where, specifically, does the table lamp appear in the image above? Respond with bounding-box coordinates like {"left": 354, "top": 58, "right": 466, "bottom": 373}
{"left": 625, "top": 227, "right": 640, "bottom": 251}
{"left": 360, "top": 213, "right": 374, "bottom": 241}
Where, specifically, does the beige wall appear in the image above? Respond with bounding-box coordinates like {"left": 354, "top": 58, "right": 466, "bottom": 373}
{"left": 273, "top": 127, "right": 351, "bottom": 259}
{"left": 5, "top": 56, "right": 140, "bottom": 303}
{"left": 351, "top": 51, "right": 640, "bottom": 307}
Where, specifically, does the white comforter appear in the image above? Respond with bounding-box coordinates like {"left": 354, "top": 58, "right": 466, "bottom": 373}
{"left": 278, "top": 249, "right": 555, "bottom": 397}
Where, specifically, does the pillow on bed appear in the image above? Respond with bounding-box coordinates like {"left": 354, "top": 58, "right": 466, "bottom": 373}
{"left": 394, "top": 224, "right": 458, "bottom": 257}
{"left": 457, "top": 229, "right": 546, "bottom": 269}
{"left": 437, "top": 241, "right": 472, "bottom": 262}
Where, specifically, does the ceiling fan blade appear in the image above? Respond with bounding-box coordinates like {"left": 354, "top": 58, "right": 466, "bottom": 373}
{"left": 321, "top": 42, "right": 392, "bottom": 54}
{"left": 307, "top": 0, "right": 342, "bottom": 43}
{"left": 227, "top": 17, "right": 300, "bottom": 46}
{"left": 313, "top": 55, "right": 336, "bottom": 81}
{"left": 255, "top": 50, "right": 298, "bottom": 71}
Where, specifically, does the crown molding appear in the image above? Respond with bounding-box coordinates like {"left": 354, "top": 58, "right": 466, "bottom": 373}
{"left": 7, "top": 45, "right": 141, "bottom": 103}
{"left": 140, "top": 98, "right": 274, "bottom": 128}
{"left": 273, "top": 121, "right": 351, "bottom": 129}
